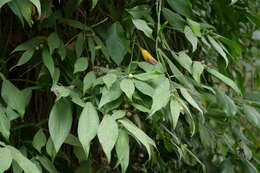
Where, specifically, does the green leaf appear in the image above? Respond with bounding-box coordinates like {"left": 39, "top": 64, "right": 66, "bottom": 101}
{"left": 46, "top": 138, "right": 56, "bottom": 161}
{"left": 73, "top": 57, "right": 88, "bottom": 73}
{"left": 112, "top": 110, "right": 126, "bottom": 120}
{"left": 16, "top": 0, "right": 32, "bottom": 26}
{"left": 97, "top": 115, "right": 118, "bottom": 162}
{"left": 76, "top": 33, "right": 85, "bottom": 58}
{"left": 29, "top": 0, "right": 41, "bottom": 16}
{"left": 184, "top": 26, "right": 198, "bottom": 52}
{"left": 119, "top": 118, "right": 155, "bottom": 159}
{"left": 7, "top": 146, "right": 41, "bottom": 173}
{"left": 78, "top": 102, "right": 100, "bottom": 158}
{"left": 32, "top": 129, "right": 47, "bottom": 153}
{"left": 103, "top": 73, "right": 117, "bottom": 89}
{"left": 170, "top": 98, "right": 181, "bottom": 129}
{"left": 180, "top": 88, "right": 203, "bottom": 114}
{"left": 0, "top": 0, "right": 11, "bottom": 8}
{"left": 132, "top": 19, "right": 153, "bottom": 39}
{"left": 166, "top": 0, "right": 193, "bottom": 18}
{"left": 221, "top": 159, "right": 235, "bottom": 173}
{"left": 106, "top": 22, "right": 129, "bottom": 65}
{"left": 177, "top": 52, "right": 192, "bottom": 73}
{"left": 120, "top": 79, "right": 135, "bottom": 101}
{"left": 92, "top": 0, "right": 99, "bottom": 9}
{"left": 243, "top": 105, "right": 260, "bottom": 129}
{"left": 87, "top": 38, "right": 96, "bottom": 66}
{"left": 133, "top": 80, "right": 154, "bottom": 97}
{"left": 199, "top": 123, "right": 212, "bottom": 150}
{"left": 216, "top": 91, "right": 237, "bottom": 117}
{"left": 187, "top": 19, "right": 201, "bottom": 37}
{"left": 0, "top": 108, "right": 10, "bottom": 140}
{"left": 208, "top": 36, "right": 228, "bottom": 66}
{"left": 115, "top": 129, "right": 129, "bottom": 173}
{"left": 48, "top": 99, "right": 72, "bottom": 152}
{"left": 14, "top": 49, "right": 35, "bottom": 68}
{"left": 150, "top": 78, "right": 170, "bottom": 116}
{"left": 0, "top": 147, "right": 12, "bottom": 173}
{"left": 134, "top": 72, "right": 163, "bottom": 81}
{"left": 83, "top": 71, "right": 96, "bottom": 94}
{"left": 36, "top": 156, "right": 59, "bottom": 173}
{"left": 98, "top": 82, "right": 122, "bottom": 108}
{"left": 48, "top": 32, "right": 61, "bottom": 55}
{"left": 1, "top": 78, "right": 27, "bottom": 116}
{"left": 192, "top": 61, "right": 204, "bottom": 83}
{"left": 240, "top": 159, "right": 259, "bottom": 173}
{"left": 12, "top": 38, "right": 45, "bottom": 53}
{"left": 42, "top": 48, "right": 55, "bottom": 79}
{"left": 162, "top": 8, "right": 185, "bottom": 32}
{"left": 206, "top": 68, "right": 240, "bottom": 93}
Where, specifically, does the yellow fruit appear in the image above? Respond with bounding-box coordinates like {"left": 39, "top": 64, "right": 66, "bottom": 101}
{"left": 140, "top": 47, "right": 157, "bottom": 65}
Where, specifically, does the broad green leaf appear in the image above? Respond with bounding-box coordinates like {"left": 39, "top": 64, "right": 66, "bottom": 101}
{"left": 230, "top": 0, "right": 238, "bottom": 5}
{"left": 106, "top": 22, "right": 129, "bottom": 65}
{"left": 59, "top": 19, "right": 92, "bottom": 31}
{"left": 162, "top": 8, "right": 185, "bottom": 32}
{"left": 98, "top": 82, "right": 122, "bottom": 108}
{"left": 133, "top": 80, "right": 154, "bottom": 97}
{"left": 8, "top": 1, "right": 25, "bottom": 27}
{"left": 115, "top": 129, "right": 129, "bottom": 173}
{"left": 112, "top": 110, "right": 126, "bottom": 120}
{"left": 0, "top": 0, "right": 11, "bottom": 8}
{"left": 170, "top": 98, "right": 181, "bottom": 129}
{"left": 36, "top": 156, "right": 59, "bottom": 173}
{"left": 177, "top": 52, "right": 192, "bottom": 73}
{"left": 150, "top": 78, "right": 170, "bottom": 116}
{"left": 208, "top": 36, "right": 228, "bottom": 66}
{"left": 94, "top": 36, "right": 110, "bottom": 61}
{"left": 166, "top": 0, "right": 193, "bottom": 18}
{"left": 87, "top": 38, "right": 96, "bottom": 66}
{"left": 199, "top": 123, "right": 212, "bottom": 150}
{"left": 132, "top": 19, "right": 153, "bottom": 39}
{"left": 29, "top": 0, "right": 41, "bottom": 16}
{"left": 76, "top": 33, "right": 84, "bottom": 58}
{"left": 48, "top": 32, "right": 61, "bottom": 55}
{"left": 184, "top": 26, "right": 198, "bottom": 52}
{"left": 132, "top": 103, "right": 150, "bottom": 113}
{"left": 78, "top": 102, "right": 100, "bottom": 158}
{"left": 48, "top": 99, "right": 72, "bottom": 152}
{"left": 206, "top": 68, "right": 240, "bottom": 93}
{"left": 83, "top": 71, "right": 96, "bottom": 94}
{"left": 243, "top": 105, "right": 260, "bottom": 129}
{"left": 14, "top": 49, "right": 35, "bottom": 68}
{"left": 134, "top": 72, "right": 163, "bottom": 81}
{"left": 7, "top": 146, "right": 41, "bottom": 173}
{"left": 58, "top": 44, "right": 67, "bottom": 61}
{"left": 120, "top": 79, "right": 135, "bottom": 101}
{"left": 51, "top": 85, "right": 70, "bottom": 99}
{"left": 32, "top": 129, "right": 47, "bottom": 153}
{"left": 192, "top": 61, "right": 204, "bottom": 83}
{"left": 73, "top": 57, "right": 88, "bottom": 73}
{"left": 12, "top": 38, "right": 45, "bottom": 53}
{"left": 103, "top": 73, "right": 117, "bottom": 89}
{"left": 65, "top": 134, "right": 81, "bottom": 147}
{"left": 1, "top": 78, "right": 26, "bottom": 116}
{"left": 46, "top": 138, "right": 56, "bottom": 161}
{"left": 221, "top": 159, "right": 235, "bottom": 173}
{"left": 42, "top": 48, "right": 55, "bottom": 79}
{"left": 92, "top": 0, "right": 99, "bottom": 9}
{"left": 119, "top": 118, "right": 155, "bottom": 159}
{"left": 187, "top": 19, "right": 201, "bottom": 37}
{"left": 0, "top": 108, "right": 10, "bottom": 140}
{"left": 180, "top": 88, "right": 203, "bottom": 114}
{"left": 216, "top": 91, "right": 237, "bottom": 117}
{"left": 0, "top": 147, "right": 12, "bottom": 173}
{"left": 16, "top": 0, "right": 32, "bottom": 26}
{"left": 97, "top": 115, "right": 118, "bottom": 162}
{"left": 240, "top": 159, "right": 259, "bottom": 173}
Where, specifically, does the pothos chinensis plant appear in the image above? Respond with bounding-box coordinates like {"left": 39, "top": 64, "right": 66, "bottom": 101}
{"left": 0, "top": 0, "right": 259, "bottom": 172}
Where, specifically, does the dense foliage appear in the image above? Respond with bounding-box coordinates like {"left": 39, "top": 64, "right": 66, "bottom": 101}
{"left": 0, "top": 0, "right": 259, "bottom": 172}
